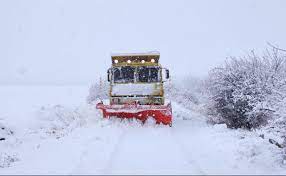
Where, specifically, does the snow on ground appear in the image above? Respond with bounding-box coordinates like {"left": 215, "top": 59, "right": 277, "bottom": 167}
{"left": 0, "top": 86, "right": 285, "bottom": 174}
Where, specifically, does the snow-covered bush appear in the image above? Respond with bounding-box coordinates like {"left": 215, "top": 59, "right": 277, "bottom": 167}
{"left": 206, "top": 48, "right": 286, "bottom": 130}
{"left": 0, "top": 123, "right": 18, "bottom": 168}
{"left": 86, "top": 77, "right": 109, "bottom": 104}
{"left": 34, "top": 105, "right": 100, "bottom": 138}
{"left": 165, "top": 76, "right": 204, "bottom": 110}
{"left": 0, "top": 153, "right": 19, "bottom": 168}
{"left": 0, "top": 122, "right": 14, "bottom": 141}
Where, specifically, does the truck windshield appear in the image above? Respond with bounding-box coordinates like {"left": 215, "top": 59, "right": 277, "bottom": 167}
{"left": 113, "top": 66, "right": 135, "bottom": 83}
{"left": 138, "top": 67, "right": 160, "bottom": 83}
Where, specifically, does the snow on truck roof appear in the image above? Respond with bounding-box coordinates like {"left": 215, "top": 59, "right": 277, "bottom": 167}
{"left": 111, "top": 51, "right": 160, "bottom": 57}
{"left": 111, "top": 52, "right": 160, "bottom": 65}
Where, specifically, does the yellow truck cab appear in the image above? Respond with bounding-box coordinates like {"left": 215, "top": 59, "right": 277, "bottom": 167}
{"left": 108, "top": 52, "right": 170, "bottom": 105}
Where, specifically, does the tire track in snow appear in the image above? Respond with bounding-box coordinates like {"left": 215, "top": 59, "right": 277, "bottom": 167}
{"left": 70, "top": 135, "right": 102, "bottom": 174}
{"left": 100, "top": 124, "right": 205, "bottom": 174}
{"left": 170, "top": 127, "right": 206, "bottom": 175}
{"left": 101, "top": 128, "right": 129, "bottom": 174}
{"left": 170, "top": 102, "right": 207, "bottom": 174}
{"left": 70, "top": 124, "right": 127, "bottom": 174}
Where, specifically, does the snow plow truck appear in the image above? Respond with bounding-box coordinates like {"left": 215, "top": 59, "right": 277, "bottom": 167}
{"left": 96, "top": 52, "right": 172, "bottom": 126}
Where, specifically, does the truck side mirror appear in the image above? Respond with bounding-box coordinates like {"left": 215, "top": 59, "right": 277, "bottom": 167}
{"left": 162, "top": 68, "right": 170, "bottom": 82}
{"left": 107, "top": 69, "right": 111, "bottom": 82}
{"left": 166, "top": 69, "right": 170, "bottom": 79}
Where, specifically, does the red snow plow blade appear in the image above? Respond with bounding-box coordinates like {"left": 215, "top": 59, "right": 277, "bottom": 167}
{"left": 96, "top": 102, "right": 172, "bottom": 126}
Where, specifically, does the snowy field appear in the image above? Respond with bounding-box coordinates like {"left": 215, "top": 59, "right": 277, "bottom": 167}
{"left": 0, "top": 85, "right": 285, "bottom": 175}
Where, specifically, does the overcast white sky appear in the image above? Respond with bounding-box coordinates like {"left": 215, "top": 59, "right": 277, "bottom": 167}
{"left": 1, "top": 0, "right": 286, "bottom": 85}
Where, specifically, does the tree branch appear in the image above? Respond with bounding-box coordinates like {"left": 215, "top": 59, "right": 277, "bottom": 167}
{"left": 267, "top": 42, "right": 286, "bottom": 52}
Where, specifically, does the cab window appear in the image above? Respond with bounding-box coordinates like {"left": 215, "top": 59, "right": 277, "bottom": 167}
{"left": 113, "top": 66, "right": 135, "bottom": 83}
{"left": 138, "top": 67, "right": 160, "bottom": 83}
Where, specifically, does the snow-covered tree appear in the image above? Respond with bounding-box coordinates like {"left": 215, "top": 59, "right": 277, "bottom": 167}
{"left": 206, "top": 47, "right": 286, "bottom": 130}
{"left": 86, "top": 77, "right": 109, "bottom": 104}
{"left": 165, "top": 76, "right": 203, "bottom": 110}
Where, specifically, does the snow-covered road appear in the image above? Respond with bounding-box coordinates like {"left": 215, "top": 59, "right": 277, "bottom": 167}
{"left": 0, "top": 86, "right": 285, "bottom": 174}
{"left": 89, "top": 118, "right": 206, "bottom": 175}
